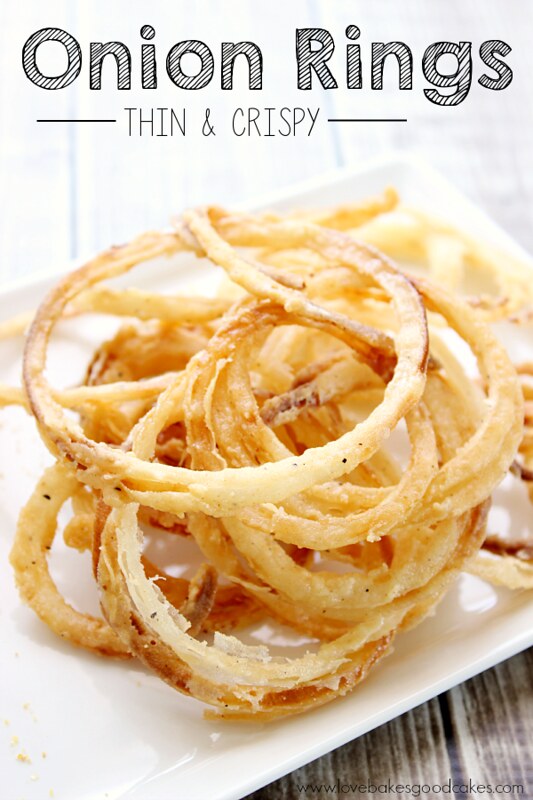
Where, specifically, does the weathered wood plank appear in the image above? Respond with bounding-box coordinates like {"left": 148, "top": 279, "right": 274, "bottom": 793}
{"left": 319, "top": 0, "right": 533, "bottom": 251}
{"left": 247, "top": 650, "right": 532, "bottom": 799}
{"left": 447, "top": 648, "right": 533, "bottom": 790}
{"left": 246, "top": 697, "right": 451, "bottom": 798}
{"left": 0, "top": 1, "right": 74, "bottom": 282}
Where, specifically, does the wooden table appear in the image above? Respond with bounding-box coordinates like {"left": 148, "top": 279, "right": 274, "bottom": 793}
{"left": 1, "top": 1, "right": 531, "bottom": 797}
{"left": 246, "top": 650, "right": 533, "bottom": 798}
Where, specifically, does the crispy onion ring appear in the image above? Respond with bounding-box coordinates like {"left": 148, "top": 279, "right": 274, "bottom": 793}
{"left": 95, "top": 500, "right": 488, "bottom": 719}
{"left": 23, "top": 215, "right": 429, "bottom": 517}
{"left": 9, "top": 464, "right": 129, "bottom": 657}
{"left": 3, "top": 194, "right": 529, "bottom": 722}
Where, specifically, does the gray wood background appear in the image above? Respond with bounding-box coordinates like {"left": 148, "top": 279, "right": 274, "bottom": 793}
{"left": 246, "top": 650, "right": 533, "bottom": 799}
{"left": 1, "top": 1, "right": 531, "bottom": 797}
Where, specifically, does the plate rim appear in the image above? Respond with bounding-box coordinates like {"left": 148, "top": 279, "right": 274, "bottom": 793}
{"left": 2, "top": 150, "right": 531, "bottom": 304}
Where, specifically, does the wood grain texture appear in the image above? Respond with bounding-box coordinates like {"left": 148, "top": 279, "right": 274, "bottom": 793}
{"left": 246, "top": 649, "right": 533, "bottom": 799}
{"left": 447, "top": 648, "right": 533, "bottom": 789}
{"left": 319, "top": 0, "right": 533, "bottom": 253}
{"left": 0, "top": 0, "right": 75, "bottom": 281}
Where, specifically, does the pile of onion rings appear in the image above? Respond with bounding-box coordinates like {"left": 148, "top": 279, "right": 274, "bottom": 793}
{"left": 2, "top": 189, "right": 532, "bottom": 721}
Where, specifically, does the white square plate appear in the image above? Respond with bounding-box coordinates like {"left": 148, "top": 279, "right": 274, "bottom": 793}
{"left": 1, "top": 155, "right": 532, "bottom": 800}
